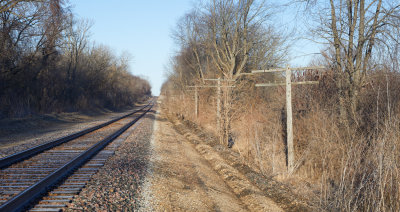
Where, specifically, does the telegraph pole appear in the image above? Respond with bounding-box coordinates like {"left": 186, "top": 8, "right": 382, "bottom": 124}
{"left": 252, "top": 65, "right": 324, "bottom": 173}
{"left": 217, "top": 78, "right": 221, "bottom": 133}
{"left": 188, "top": 78, "right": 234, "bottom": 132}
{"left": 285, "top": 66, "right": 294, "bottom": 172}
{"left": 195, "top": 85, "right": 198, "bottom": 118}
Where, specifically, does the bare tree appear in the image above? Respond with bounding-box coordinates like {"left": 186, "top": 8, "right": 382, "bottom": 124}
{"left": 304, "top": 0, "right": 400, "bottom": 125}
{"left": 170, "top": 0, "right": 289, "bottom": 144}
{"left": 63, "top": 18, "right": 92, "bottom": 83}
{"left": 0, "top": 0, "right": 69, "bottom": 75}
{"left": 206, "top": 0, "right": 271, "bottom": 80}
{"left": 0, "top": 1, "right": 42, "bottom": 74}
{"left": 40, "top": 0, "right": 66, "bottom": 64}
{"left": 0, "top": 0, "right": 38, "bottom": 13}
{"left": 173, "top": 10, "right": 207, "bottom": 84}
{"left": 205, "top": 0, "right": 287, "bottom": 144}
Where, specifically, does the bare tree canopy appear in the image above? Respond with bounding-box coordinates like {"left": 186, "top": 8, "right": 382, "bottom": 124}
{"left": 171, "top": 0, "right": 289, "bottom": 84}
{"left": 302, "top": 0, "right": 400, "bottom": 123}
{"left": 168, "top": 0, "right": 290, "bottom": 144}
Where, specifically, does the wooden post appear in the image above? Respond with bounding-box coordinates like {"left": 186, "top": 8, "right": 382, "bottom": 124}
{"left": 217, "top": 78, "right": 221, "bottom": 133}
{"left": 187, "top": 81, "right": 235, "bottom": 120}
{"left": 187, "top": 79, "right": 234, "bottom": 144}
{"left": 286, "top": 66, "right": 294, "bottom": 173}
{"left": 195, "top": 85, "right": 198, "bottom": 118}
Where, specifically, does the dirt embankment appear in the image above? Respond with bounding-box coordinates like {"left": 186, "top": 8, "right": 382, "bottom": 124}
{"left": 139, "top": 111, "right": 250, "bottom": 211}
{"left": 137, "top": 103, "right": 317, "bottom": 211}
{"left": 164, "top": 112, "right": 315, "bottom": 212}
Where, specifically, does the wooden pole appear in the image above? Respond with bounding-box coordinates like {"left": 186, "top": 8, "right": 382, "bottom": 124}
{"left": 195, "top": 85, "right": 198, "bottom": 118}
{"left": 286, "top": 66, "right": 294, "bottom": 173}
{"left": 188, "top": 85, "right": 235, "bottom": 88}
{"left": 251, "top": 65, "right": 325, "bottom": 174}
{"left": 255, "top": 81, "right": 319, "bottom": 87}
{"left": 187, "top": 82, "right": 234, "bottom": 120}
{"left": 217, "top": 78, "right": 221, "bottom": 134}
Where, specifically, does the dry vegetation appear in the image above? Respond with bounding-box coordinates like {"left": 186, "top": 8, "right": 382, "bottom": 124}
{"left": 0, "top": 0, "right": 151, "bottom": 119}
{"left": 162, "top": 0, "right": 400, "bottom": 211}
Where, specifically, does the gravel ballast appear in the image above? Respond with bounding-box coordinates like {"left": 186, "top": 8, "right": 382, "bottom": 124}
{"left": 66, "top": 109, "right": 156, "bottom": 211}
{"left": 0, "top": 108, "right": 145, "bottom": 158}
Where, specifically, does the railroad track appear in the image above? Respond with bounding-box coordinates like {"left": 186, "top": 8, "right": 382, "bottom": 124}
{"left": 0, "top": 100, "right": 154, "bottom": 212}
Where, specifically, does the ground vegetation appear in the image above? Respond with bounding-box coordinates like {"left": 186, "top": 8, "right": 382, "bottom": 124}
{"left": 162, "top": 0, "right": 400, "bottom": 210}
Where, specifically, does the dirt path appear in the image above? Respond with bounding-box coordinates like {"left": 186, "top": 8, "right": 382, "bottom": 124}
{"left": 139, "top": 108, "right": 283, "bottom": 211}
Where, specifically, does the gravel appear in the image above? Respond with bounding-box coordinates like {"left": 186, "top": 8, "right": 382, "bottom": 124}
{"left": 0, "top": 109, "right": 139, "bottom": 158}
{"left": 66, "top": 109, "right": 156, "bottom": 211}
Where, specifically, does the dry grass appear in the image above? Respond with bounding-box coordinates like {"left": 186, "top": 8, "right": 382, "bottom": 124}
{"left": 231, "top": 106, "right": 286, "bottom": 176}
{"left": 320, "top": 119, "right": 400, "bottom": 211}
{"left": 162, "top": 71, "right": 400, "bottom": 211}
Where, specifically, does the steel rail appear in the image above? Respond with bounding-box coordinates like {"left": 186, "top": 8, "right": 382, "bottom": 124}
{"left": 0, "top": 102, "right": 154, "bottom": 212}
{"left": 0, "top": 102, "right": 151, "bottom": 169}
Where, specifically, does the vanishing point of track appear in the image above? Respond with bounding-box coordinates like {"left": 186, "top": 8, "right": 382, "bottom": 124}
{"left": 0, "top": 100, "right": 154, "bottom": 212}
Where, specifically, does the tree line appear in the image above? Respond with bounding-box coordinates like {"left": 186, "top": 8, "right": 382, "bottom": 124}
{"left": 162, "top": 0, "right": 400, "bottom": 211}
{"left": 165, "top": 0, "right": 289, "bottom": 144}
{"left": 0, "top": 0, "right": 151, "bottom": 118}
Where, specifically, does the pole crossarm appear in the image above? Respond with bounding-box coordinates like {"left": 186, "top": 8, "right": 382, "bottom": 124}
{"left": 238, "top": 73, "right": 255, "bottom": 76}
{"left": 252, "top": 66, "right": 325, "bottom": 73}
{"left": 203, "top": 79, "right": 235, "bottom": 81}
{"left": 252, "top": 68, "right": 287, "bottom": 73}
{"left": 187, "top": 85, "right": 235, "bottom": 88}
{"left": 255, "top": 81, "right": 319, "bottom": 87}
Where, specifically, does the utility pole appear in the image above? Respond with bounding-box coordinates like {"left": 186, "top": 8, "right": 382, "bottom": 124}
{"left": 252, "top": 65, "right": 324, "bottom": 173}
{"left": 217, "top": 78, "right": 221, "bottom": 134}
{"left": 285, "top": 66, "right": 293, "bottom": 172}
{"left": 195, "top": 85, "right": 198, "bottom": 118}
{"left": 188, "top": 78, "right": 234, "bottom": 131}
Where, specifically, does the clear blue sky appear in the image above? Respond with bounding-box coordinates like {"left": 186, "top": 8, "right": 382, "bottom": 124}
{"left": 69, "top": 0, "right": 320, "bottom": 96}
{"left": 69, "top": 0, "right": 195, "bottom": 96}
